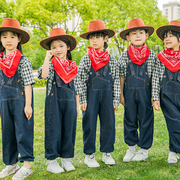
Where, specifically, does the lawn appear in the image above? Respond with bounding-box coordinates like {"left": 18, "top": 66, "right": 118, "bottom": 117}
{"left": 0, "top": 89, "right": 180, "bottom": 180}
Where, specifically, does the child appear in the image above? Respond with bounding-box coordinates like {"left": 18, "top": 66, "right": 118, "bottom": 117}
{"left": 118, "top": 18, "right": 156, "bottom": 162}
{"left": 38, "top": 28, "right": 82, "bottom": 173}
{"left": 0, "top": 18, "right": 35, "bottom": 179}
{"left": 152, "top": 20, "right": 180, "bottom": 163}
{"left": 78, "top": 20, "right": 120, "bottom": 168}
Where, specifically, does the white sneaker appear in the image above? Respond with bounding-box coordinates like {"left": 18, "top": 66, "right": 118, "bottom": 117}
{"left": 102, "top": 153, "right": 115, "bottom": 165}
{"left": 46, "top": 159, "right": 64, "bottom": 174}
{"left": 12, "top": 166, "right": 31, "bottom": 180}
{"left": 132, "top": 149, "right": 148, "bottom": 161}
{"left": 123, "top": 149, "right": 136, "bottom": 162}
{"left": 168, "top": 152, "right": 179, "bottom": 164}
{"left": 61, "top": 158, "right": 75, "bottom": 171}
{"left": 84, "top": 154, "right": 100, "bottom": 168}
{"left": 0, "top": 164, "right": 20, "bottom": 178}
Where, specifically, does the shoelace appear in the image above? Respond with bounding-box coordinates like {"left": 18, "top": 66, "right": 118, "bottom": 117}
{"left": 89, "top": 155, "right": 95, "bottom": 159}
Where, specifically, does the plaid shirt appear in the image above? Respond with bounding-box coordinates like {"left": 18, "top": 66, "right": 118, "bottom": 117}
{"left": 38, "top": 61, "right": 83, "bottom": 96}
{"left": 78, "top": 54, "right": 120, "bottom": 105}
{"left": 118, "top": 50, "right": 157, "bottom": 79}
{"left": 152, "top": 58, "right": 165, "bottom": 101}
{"left": 2, "top": 52, "right": 35, "bottom": 86}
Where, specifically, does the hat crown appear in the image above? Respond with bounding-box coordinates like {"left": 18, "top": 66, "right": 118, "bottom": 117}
{"left": 128, "top": 18, "right": 145, "bottom": 29}
{"left": 169, "top": 20, "right": 180, "bottom": 26}
{"left": 1, "top": 18, "right": 21, "bottom": 29}
{"left": 88, "top": 20, "right": 106, "bottom": 32}
{"left": 49, "top": 28, "right": 66, "bottom": 37}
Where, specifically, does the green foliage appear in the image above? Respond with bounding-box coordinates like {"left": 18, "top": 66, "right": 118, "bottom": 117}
{"left": 33, "top": 78, "right": 47, "bottom": 87}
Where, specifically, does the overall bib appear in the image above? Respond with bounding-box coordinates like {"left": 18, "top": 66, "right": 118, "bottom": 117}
{"left": 0, "top": 57, "right": 34, "bottom": 165}
{"left": 83, "top": 63, "right": 115, "bottom": 155}
{"left": 45, "top": 72, "right": 77, "bottom": 159}
{"left": 124, "top": 59, "right": 154, "bottom": 149}
{"left": 160, "top": 68, "right": 180, "bottom": 153}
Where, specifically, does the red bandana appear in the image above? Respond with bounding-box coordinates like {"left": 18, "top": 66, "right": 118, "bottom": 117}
{"left": 0, "top": 50, "right": 21, "bottom": 78}
{"left": 51, "top": 57, "right": 77, "bottom": 84}
{"left": 157, "top": 47, "right": 180, "bottom": 72}
{"left": 128, "top": 44, "right": 150, "bottom": 65}
{"left": 88, "top": 46, "right": 109, "bottom": 71}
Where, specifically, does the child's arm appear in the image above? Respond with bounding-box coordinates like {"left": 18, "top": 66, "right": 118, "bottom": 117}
{"left": 76, "top": 95, "right": 79, "bottom": 117}
{"left": 120, "top": 77, "right": 125, "bottom": 106}
{"left": 41, "top": 51, "right": 52, "bottom": 79}
{"left": 24, "top": 85, "right": 32, "bottom": 120}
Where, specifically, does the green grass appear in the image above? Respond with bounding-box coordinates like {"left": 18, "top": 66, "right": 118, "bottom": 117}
{"left": 0, "top": 89, "right": 180, "bottom": 180}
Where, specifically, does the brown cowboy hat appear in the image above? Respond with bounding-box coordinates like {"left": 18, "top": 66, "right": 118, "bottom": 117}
{"left": 156, "top": 20, "right": 180, "bottom": 41}
{"left": 80, "top": 20, "right": 115, "bottom": 39}
{"left": 40, "top": 28, "right": 77, "bottom": 51}
{"left": 120, "top": 18, "right": 154, "bottom": 40}
{"left": 0, "top": 18, "right": 30, "bottom": 44}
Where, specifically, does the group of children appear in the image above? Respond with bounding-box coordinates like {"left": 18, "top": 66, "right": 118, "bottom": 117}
{"left": 0, "top": 17, "right": 179, "bottom": 179}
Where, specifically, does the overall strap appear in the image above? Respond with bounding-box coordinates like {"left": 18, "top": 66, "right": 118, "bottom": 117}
{"left": 139, "top": 64, "right": 145, "bottom": 77}
{"left": 167, "top": 70, "right": 173, "bottom": 80}
{"left": 127, "top": 50, "right": 135, "bottom": 76}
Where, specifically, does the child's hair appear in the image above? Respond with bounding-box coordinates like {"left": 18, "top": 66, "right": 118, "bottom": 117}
{"left": 0, "top": 31, "right": 23, "bottom": 53}
{"left": 49, "top": 39, "right": 72, "bottom": 60}
{"left": 163, "top": 30, "right": 180, "bottom": 42}
{"left": 88, "top": 32, "right": 108, "bottom": 49}
{"left": 127, "top": 29, "right": 148, "bottom": 36}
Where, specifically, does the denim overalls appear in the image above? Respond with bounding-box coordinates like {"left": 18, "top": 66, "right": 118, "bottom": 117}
{"left": 45, "top": 72, "right": 77, "bottom": 160}
{"left": 124, "top": 56, "right": 154, "bottom": 149}
{"left": 0, "top": 57, "right": 34, "bottom": 165}
{"left": 160, "top": 68, "right": 180, "bottom": 153}
{"left": 83, "top": 63, "right": 115, "bottom": 155}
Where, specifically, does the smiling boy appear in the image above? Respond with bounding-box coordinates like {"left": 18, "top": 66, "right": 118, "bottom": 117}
{"left": 118, "top": 18, "right": 157, "bottom": 162}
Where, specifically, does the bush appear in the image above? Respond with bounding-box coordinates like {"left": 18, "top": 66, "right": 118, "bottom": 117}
{"left": 33, "top": 78, "right": 47, "bottom": 87}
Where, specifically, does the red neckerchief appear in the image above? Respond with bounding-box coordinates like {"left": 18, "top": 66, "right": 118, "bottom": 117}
{"left": 157, "top": 47, "right": 180, "bottom": 72}
{"left": 88, "top": 46, "right": 109, "bottom": 71}
{"left": 51, "top": 57, "right": 77, "bottom": 84}
{"left": 0, "top": 50, "right": 21, "bottom": 78}
{"left": 128, "top": 44, "right": 150, "bottom": 65}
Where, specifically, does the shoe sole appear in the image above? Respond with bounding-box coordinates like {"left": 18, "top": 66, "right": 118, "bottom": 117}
{"left": 102, "top": 159, "right": 115, "bottom": 165}
{"left": 84, "top": 160, "right": 100, "bottom": 168}
{"left": 47, "top": 169, "right": 64, "bottom": 174}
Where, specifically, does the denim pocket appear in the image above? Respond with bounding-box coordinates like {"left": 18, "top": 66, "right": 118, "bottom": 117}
{"left": 166, "top": 81, "right": 180, "bottom": 95}
{"left": 92, "top": 77, "right": 110, "bottom": 90}
{"left": 57, "top": 86, "right": 74, "bottom": 101}
{"left": 128, "top": 76, "right": 145, "bottom": 89}
{"left": 0, "top": 85, "right": 19, "bottom": 100}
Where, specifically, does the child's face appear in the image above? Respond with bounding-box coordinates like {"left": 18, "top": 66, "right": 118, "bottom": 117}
{"left": 50, "top": 39, "right": 70, "bottom": 59}
{"left": 89, "top": 34, "right": 108, "bottom": 51}
{"left": 126, "top": 29, "right": 149, "bottom": 48}
{"left": 0, "top": 31, "right": 21, "bottom": 55}
{"left": 163, "top": 32, "right": 180, "bottom": 51}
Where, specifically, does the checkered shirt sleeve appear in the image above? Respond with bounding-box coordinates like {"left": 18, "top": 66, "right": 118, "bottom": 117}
{"left": 118, "top": 50, "right": 157, "bottom": 79}
{"left": 18, "top": 56, "right": 35, "bottom": 86}
{"left": 152, "top": 58, "right": 165, "bottom": 101}
{"left": 78, "top": 54, "right": 120, "bottom": 105}
{"left": 38, "top": 62, "right": 54, "bottom": 96}
{"left": 38, "top": 61, "right": 82, "bottom": 96}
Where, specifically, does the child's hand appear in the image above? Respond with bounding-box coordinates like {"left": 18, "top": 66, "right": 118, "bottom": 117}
{"left": 24, "top": 105, "right": 32, "bottom": 120}
{"left": 45, "top": 50, "right": 53, "bottom": 60}
{"left": 152, "top": 100, "right": 160, "bottom": 111}
{"left": 81, "top": 103, "right": 87, "bottom": 111}
{"left": 114, "top": 105, "right": 118, "bottom": 111}
{"left": 120, "top": 93, "right": 125, "bottom": 106}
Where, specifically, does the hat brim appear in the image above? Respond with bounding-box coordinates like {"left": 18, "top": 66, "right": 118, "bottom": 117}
{"left": 40, "top": 35, "right": 77, "bottom": 51}
{"left": 120, "top": 26, "right": 154, "bottom": 40}
{"left": 156, "top": 25, "right": 180, "bottom": 41}
{"left": 80, "top": 29, "right": 115, "bottom": 39}
{"left": 0, "top": 27, "right": 30, "bottom": 44}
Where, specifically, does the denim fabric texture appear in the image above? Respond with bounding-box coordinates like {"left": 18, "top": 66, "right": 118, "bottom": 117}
{"left": 0, "top": 60, "right": 34, "bottom": 165}
{"left": 82, "top": 63, "right": 115, "bottom": 155}
{"left": 160, "top": 68, "right": 180, "bottom": 153}
{"left": 45, "top": 72, "right": 77, "bottom": 159}
{"left": 124, "top": 59, "right": 154, "bottom": 149}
